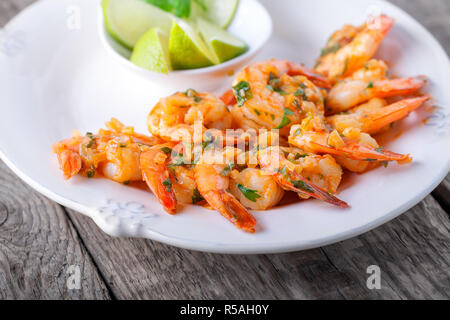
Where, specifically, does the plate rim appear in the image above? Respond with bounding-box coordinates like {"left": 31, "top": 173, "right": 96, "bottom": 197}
{"left": 1, "top": 0, "right": 450, "bottom": 254}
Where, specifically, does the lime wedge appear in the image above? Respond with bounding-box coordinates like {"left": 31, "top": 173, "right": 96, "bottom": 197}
{"left": 197, "top": 17, "right": 247, "bottom": 63}
{"left": 191, "top": 0, "right": 240, "bottom": 29}
{"left": 102, "top": 0, "right": 173, "bottom": 49}
{"left": 169, "top": 19, "right": 217, "bottom": 70}
{"left": 130, "top": 28, "right": 171, "bottom": 74}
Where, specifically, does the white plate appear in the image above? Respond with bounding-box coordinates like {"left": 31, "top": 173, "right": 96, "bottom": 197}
{"left": 1, "top": 0, "right": 450, "bottom": 254}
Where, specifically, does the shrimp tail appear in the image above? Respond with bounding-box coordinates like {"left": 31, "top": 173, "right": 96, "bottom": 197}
{"left": 368, "top": 14, "right": 394, "bottom": 35}
{"left": 274, "top": 172, "right": 349, "bottom": 208}
{"left": 372, "top": 76, "right": 427, "bottom": 97}
{"left": 204, "top": 190, "right": 257, "bottom": 233}
{"left": 311, "top": 141, "right": 412, "bottom": 163}
{"left": 140, "top": 148, "right": 177, "bottom": 215}
{"left": 56, "top": 150, "right": 82, "bottom": 180}
{"left": 288, "top": 62, "right": 332, "bottom": 89}
{"left": 362, "top": 95, "right": 431, "bottom": 134}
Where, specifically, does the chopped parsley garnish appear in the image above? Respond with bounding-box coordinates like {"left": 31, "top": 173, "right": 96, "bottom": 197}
{"left": 86, "top": 139, "right": 95, "bottom": 148}
{"left": 320, "top": 43, "right": 341, "bottom": 57}
{"left": 162, "top": 179, "right": 172, "bottom": 192}
{"left": 237, "top": 184, "right": 261, "bottom": 202}
{"left": 233, "top": 81, "right": 253, "bottom": 107}
{"left": 192, "top": 188, "right": 205, "bottom": 204}
{"left": 275, "top": 108, "right": 294, "bottom": 129}
{"left": 184, "top": 88, "right": 202, "bottom": 102}
{"left": 170, "top": 153, "right": 186, "bottom": 167}
{"left": 295, "top": 153, "right": 308, "bottom": 160}
{"left": 85, "top": 133, "right": 95, "bottom": 148}
{"left": 86, "top": 165, "right": 95, "bottom": 178}
{"left": 278, "top": 166, "right": 288, "bottom": 177}
{"left": 294, "top": 88, "right": 308, "bottom": 101}
{"left": 381, "top": 161, "right": 389, "bottom": 168}
{"left": 266, "top": 72, "right": 287, "bottom": 95}
{"left": 367, "top": 81, "right": 374, "bottom": 89}
{"left": 364, "top": 158, "right": 378, "bottom": 162}
{"left": 220, "top": 163, "right": 235, "bottom": 177}
{"left": 340, "top": 58, "right": 349, "bottom": 76}
{"left": 253, "top": 109, "right": 261, "bottom": 116}
{"left": 375, "top": 147, "right": 384, "bottom": 153}
{"left": 293, "top": 180, "right": 314, "bottom": 193}
{"left": 161, "top": 147, "right": 172, "bottom": 155}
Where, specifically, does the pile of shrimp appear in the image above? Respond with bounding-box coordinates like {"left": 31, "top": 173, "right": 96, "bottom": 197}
{"left": 53, "top": 15, "right": 430, "bottom": 233}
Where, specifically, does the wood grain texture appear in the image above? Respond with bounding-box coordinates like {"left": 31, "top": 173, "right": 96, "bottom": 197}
{"left": 0, "top": 162, "right": 111, "bottom": 299}
{"left": 0, "top": 0, "right": 449, "bottom": 301}
{"left": 67, "top": 194, "right": 450, "bottom": 300}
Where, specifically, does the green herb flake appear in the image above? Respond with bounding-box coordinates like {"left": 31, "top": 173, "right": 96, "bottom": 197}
{"left": 192, "top": 188, "right": 205, "bottom": 204}
{"left": 162, "top": 179, "right": 172, "bottom": 192}
{"left": 341, "top": 58, "right": 349, "bottom": 76}
{"left": 293, "top": 180, "right": 314, "bottom": 193}
{"left": 161, "top": 147, "right": 172, "bottom": 155}
{"left": 233, "top": 81, "right": 253, "bottom": 107}
{"left": 220, "top": 163, "right": 235, "bottom": 177}
{"left": 367, "top": 81, "right": 374, "bottom": 89}
{"left": 275, "top": 108, "right": 294, "bottom": 129}
{"left": 295, "top": 153, "right": 308, "bottom": 159}
{"left": 294, "top": 89, "right": 308, "bottom": 101}
{"left": 86, "top": 139, "right": 95, "bottom": 148}
{"left": 320, "top": 43, "right": 341, "bottom": 57}
{"left": 86, "top": 165, "right": 95, "bottom": 178}
{"left": 253, "top": 109, "right": 261, "bottom": 116}
{"left": 237, "top": 184, "right": 261, "bottom": 202}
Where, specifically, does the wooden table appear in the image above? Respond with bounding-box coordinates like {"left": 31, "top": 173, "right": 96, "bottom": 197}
{"left": 1, "top": 0, "right": 449, "bottom": 300}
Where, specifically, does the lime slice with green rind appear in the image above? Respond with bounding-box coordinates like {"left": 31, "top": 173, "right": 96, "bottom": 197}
{"left": 102, "top": 0, "right": 173, "bottom": 49}
{"left": 130, "top": 28, "right": 171, "bottom": 74}
{"left": 191, "top": 0, "right": 240, "bottom": 29}
{"left": 197, "top": 17, "right": 247, "bottom": 63}
{"left": 169, "top": 19, "right": 217, "bottom": 70}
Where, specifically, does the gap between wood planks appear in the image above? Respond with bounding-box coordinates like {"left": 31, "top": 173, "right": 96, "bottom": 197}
{"left": 62, "top": 207, "right": 118, "bottom": 300}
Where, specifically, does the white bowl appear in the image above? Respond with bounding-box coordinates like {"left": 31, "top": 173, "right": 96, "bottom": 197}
{"left": 98, "top": 0, "right": 273, "bottom": 92}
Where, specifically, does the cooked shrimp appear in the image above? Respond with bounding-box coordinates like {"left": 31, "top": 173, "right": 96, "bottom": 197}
{"left": 53, "top": 137, "right": 84, "bottom": 179}
{"left": 281, "top": 147, "right": 343, "bottom": 196}
{"left": 256, "top": 146, "right": 348, "bottom": 208}
{"left": 140, "top": 143, "right": 178, "bottom": 214}
{"left": 316, "top": 15, "right": 394, "bottom": 82}
{"left": 326, "top": 76, "right": 427, "bottom": 114}
{"left": 230, "top": 168, "right": 285, "bottom": 210}
{"left": 289, "top": 119, "right": 411, "bottom": 166}
{"left": 53, "top": 119, "right": 162, "bottom": 183}
{"left": 194, "top": 150, "right": 257, "bottom": 233}
{"left": 231, "top": 60, "right": 327, "bottom": 136}
{"left": 327, "top": 95, "right": 431, "bottom": 135}
{"left": 147, "top": 90, "right": 233, "bottom": 143}
{"left": 349, "top": 59, "right": 389, "bottom": 82}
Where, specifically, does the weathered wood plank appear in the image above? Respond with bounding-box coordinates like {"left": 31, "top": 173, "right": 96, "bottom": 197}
{"left": 0, "top": 0, "right": 35, "bottom": 26}
{"left": 67, "top": 194, "right": 450, "bottom": 300}
{"left": 0, "top": 161, "right": 111, "bottom": 299}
